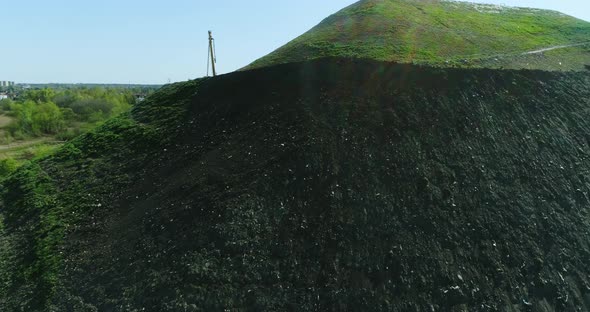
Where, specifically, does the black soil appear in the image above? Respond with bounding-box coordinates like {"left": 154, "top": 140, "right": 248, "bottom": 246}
{"left": 2, "top": 58, "right": 590, "bottom": 311}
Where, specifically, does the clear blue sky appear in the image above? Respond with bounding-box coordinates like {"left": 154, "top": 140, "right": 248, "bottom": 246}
{"left": 1, "top": 0, "right": 588, "bottom": 84}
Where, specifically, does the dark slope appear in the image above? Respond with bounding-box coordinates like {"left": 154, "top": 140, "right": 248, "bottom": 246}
{"left": 2, "top": 60, "right": 590, "bottom": 311}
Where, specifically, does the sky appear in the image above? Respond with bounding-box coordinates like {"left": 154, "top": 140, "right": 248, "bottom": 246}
{"left": 1, "top": 0, "right": 588, "bottom": 84}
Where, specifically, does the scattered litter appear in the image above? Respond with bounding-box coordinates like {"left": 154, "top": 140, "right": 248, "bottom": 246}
{"left": 523, "top": 299, "right": 533, "bottom": 306}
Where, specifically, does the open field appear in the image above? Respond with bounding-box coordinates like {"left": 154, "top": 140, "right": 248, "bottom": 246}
{"left": 0, "top": 115, "right": 12, "bottom": 128}
{"left": 0, "top": 138, "right": 62, "bottom": 160}
{"left": 0, "top": 114, "right": 63, "bottom": 162}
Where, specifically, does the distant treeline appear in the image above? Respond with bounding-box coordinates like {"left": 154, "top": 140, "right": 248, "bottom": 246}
{"left": 0, "top": 84, "right": 161, "bottom": 96}
{"left": 0, "top": 86, "right": 157, "bottom": 142}
{"left": 23, "top": 83, "right": 162, "bottom": 90}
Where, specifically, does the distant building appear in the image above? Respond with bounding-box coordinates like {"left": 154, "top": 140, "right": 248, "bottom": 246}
{"left": 0, "top": 81, "right": 15, "bottom": 87}
{"left": 0, "top": 93, "right": 8, "bottom": 100}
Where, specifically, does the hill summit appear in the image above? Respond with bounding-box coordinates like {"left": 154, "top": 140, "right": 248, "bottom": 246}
{"left": 247, "top": 0, "right": 590, "bottom": 71}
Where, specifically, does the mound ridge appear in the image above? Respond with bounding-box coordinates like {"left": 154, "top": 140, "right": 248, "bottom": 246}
{"left": 246, "top": 0, "right": 590, "bottom": 71}
{"left": 1, "top": 58, "right": 590, "bottom": 310}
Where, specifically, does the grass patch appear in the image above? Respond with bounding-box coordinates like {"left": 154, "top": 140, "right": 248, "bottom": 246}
{"left": 246, "top": 0, "right": 590, "bottom": 71}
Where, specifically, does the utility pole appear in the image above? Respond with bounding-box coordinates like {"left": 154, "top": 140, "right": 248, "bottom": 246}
{"left": 208, "top": 31, "right": 217, "bottom": 77}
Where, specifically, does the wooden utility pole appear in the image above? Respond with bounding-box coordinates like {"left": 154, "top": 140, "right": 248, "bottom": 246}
{"left": 208, "top": 31, "right": 217, "bottom": 77}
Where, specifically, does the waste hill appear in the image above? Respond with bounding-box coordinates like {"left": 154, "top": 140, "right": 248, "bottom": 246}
{"left": 247, "top": 0, "right": 590, "bottom": 71}
{"left": 2, "top": 1, "right": 590, "bottom": 312}
{"left": 2, "top": 58, "right": 590, "bottom": 311}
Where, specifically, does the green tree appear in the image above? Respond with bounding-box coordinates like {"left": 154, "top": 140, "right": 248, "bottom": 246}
{"left": 8, "top": 101, "right": 64, "bottom": 136}
{"left": 32, "top": 102, "right": 65, "bottom": 134}
{"left": 25, "top": 88, "right": 56, "bottom": 103}
{"left": 0, "top": 98, "right": 13, "bottom": 112}
{"left": 9, "top": 100, "right": 36, "bottom": 135}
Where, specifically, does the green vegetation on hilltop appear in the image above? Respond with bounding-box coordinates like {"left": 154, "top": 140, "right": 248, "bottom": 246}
{"left": 247, "top": 0, "right": 590, "bottom": 70}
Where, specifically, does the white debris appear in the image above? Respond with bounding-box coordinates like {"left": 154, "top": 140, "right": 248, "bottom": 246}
{"left": 523, "top": 299, "right": 533, "bottom": 306}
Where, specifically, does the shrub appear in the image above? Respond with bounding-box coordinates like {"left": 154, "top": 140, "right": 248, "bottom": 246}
{"left": 32, "top": 102, "right": 65, "bottom": 134}
{"left": 0, "top": 158, "right": 18, "bottom": 178}
{"left": 8, "top": 101, "right": 65, "bottom": 136}
{"left": 0, "top": 99, "right": 13, "bottom": 112}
